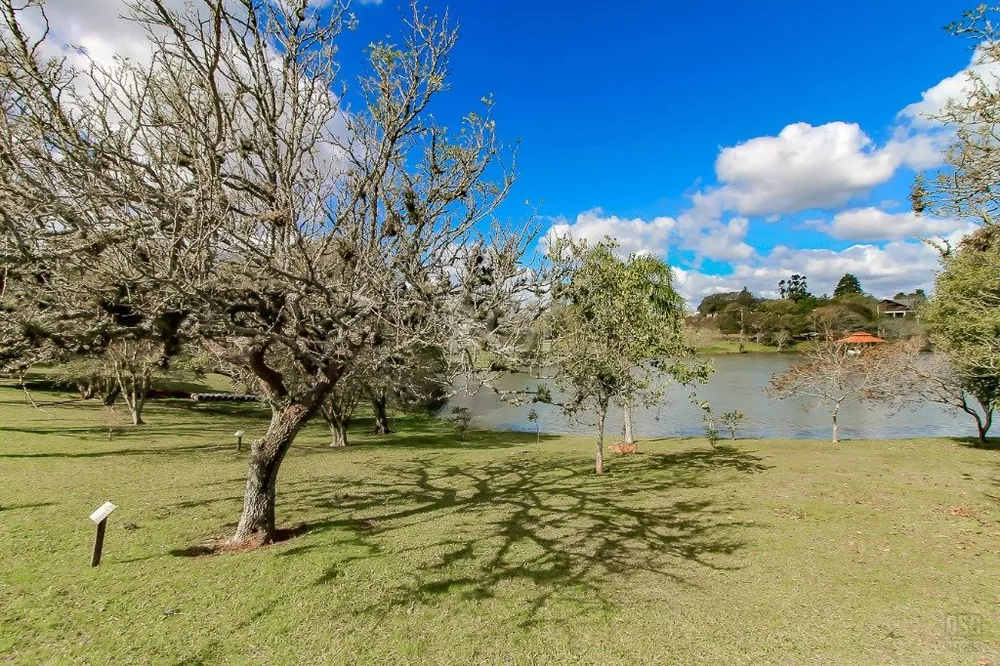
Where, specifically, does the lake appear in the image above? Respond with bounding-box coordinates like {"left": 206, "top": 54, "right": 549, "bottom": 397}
{"left": 440, "top": 354, "right": 975, "bottom": 441}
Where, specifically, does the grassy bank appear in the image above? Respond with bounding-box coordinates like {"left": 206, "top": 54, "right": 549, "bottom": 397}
{"left": 2, "top": 380, "right": 999, "bottom": 664}
{"left": 684, "top": 329, "right": 814, "bottom": 355}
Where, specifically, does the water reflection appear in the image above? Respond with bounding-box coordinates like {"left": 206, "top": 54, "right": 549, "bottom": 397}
{"left": 441, "top": 354, "right": 974, "bottom": 440}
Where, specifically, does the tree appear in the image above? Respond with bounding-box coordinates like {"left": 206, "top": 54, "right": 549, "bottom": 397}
{"left": 786, "top": 274, "right": 810, "bottom": 301}
{"left": 767, "top": 341, "right": 895, "bottom": 443}
{"left": 695, "top": 288, "right": 755, "bottom": 317}
{"left": 833, "top": 273, "right": 863, "bottom": 298}
{"left": 911, "top": 6, "right": 1000, "bottom": 225}
{"left": 546, "top": 239, "right": 710, "bottom": 474}
{"left": 0, "top": 0, "right": 534, "bottom": 544}
{"left": 886, "top": 341, "right": 999, "bottom": 446}
{"left": 920, "top": 225, "right": 1000, "bottom": 443}
{"left": 924, "top": 226, "right": 1000, "bottom": 380}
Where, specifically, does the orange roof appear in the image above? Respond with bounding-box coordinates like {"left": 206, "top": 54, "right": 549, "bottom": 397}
{"left": 836, "top": 331, "right": 885, "bottom": 344}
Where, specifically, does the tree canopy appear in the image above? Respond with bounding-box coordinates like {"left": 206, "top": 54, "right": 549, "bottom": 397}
{"left": 0, "top": 0, "right": 535, "bottom": 543}
{"left": 923, "top": 225, "right": 1000, "bottom": 395}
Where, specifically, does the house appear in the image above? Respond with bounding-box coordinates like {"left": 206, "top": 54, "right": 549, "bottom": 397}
{"left": 876, "top": 299, "right": 913, "bottom": 319}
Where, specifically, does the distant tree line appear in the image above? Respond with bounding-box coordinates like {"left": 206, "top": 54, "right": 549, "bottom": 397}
{"left": 692, "top": 274, "right": 928, "bottom": 350}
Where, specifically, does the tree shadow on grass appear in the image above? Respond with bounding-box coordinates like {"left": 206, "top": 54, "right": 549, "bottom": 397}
{"left": 0, "top": 441, "right": 239, "bottom": 459}
{"left": 0, "top": 501, "right": 56, "bottom": 511}
{"left": 276, "top": 445, "right": 770, "bottom": 626}
{"left": 946, "top": 436, "right": 1000, "bottom": 451}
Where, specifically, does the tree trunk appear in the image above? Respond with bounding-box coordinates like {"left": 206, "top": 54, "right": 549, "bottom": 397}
{"left": 123, "top": 387, "right": 146, "bottom": 426}
{"left": 232, "top": 402, "right": 315, "bottom": 544}
{"left": 329, "top": 417, "right": 348, "bottom": 447}
{"left": 595, "top": 405, "right": 606, "bottom": 476}
{"left": 372, "top": 392, "right": 391, "bottom": 434}
{"left": 131, "top": 396, "right": 145, "bottom": 426}
{"left": 102, "top": 386, "right": 121, "bottom": 406}
{"left": 623, "top": 399, "right": 634, "bottom": 445}
{"left": 321, "top": 402, "right": 349, "bottom": 447}
{"left": 831, "top": 407, "right": 839, "bottom": 444}
{"left": 974, "top": 406, "right": 992, "bottom": 447}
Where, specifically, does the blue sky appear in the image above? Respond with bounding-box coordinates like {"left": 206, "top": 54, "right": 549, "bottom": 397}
{"left": 340, "top": 0, "right": 981, "bottom": 303}
{"left": 43, "top": 0, "right": 984, "bottom": 305}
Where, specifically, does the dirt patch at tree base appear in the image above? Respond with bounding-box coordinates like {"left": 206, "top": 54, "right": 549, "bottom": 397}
{"left": 170, "top": 523, "right": 312, "bottom": 557}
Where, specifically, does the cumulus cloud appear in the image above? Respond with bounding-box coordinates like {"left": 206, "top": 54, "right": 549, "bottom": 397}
{"left": 900, "top": 44, "right": 1000, "bottom": 125}
{"left": 689, "top": 217, "right": 756, "bottom": 261}
{"left": 544, "top": 209, "right": 675, "bottom": 256}
{"left": 807, "top": 207, "right": 970, "bottom": 242}
{"left": 710, "top": 121, "right": 929, "bottom": 217}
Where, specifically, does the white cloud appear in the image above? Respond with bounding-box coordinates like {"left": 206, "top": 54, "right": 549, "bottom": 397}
{"left": 711, "top": 122, "right": 921, "bottom": 217}
{"left": 673, "top": 227, "right": 975, "bottom": 308}
{"left": 689, "top": 217, "right": 756, "bottom": 261}
{"left": 808, "top": 207, "right": 970, "bottom": 242}
{"left": 900, "top": 44, "right": 1000, "bottom": 125}
{"left": 544, "top": 209, "right": 675, "bottom": 256}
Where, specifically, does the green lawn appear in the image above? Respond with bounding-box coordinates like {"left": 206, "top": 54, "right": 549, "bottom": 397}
{"left": 2, "top": 380, "right": 999, "bottom": 664}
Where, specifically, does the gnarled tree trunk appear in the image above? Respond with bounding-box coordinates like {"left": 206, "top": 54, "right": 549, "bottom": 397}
{"left": 233, "top": 402, "right": 317, "bottom": 544}
{"left": 102, "top": 386, "right": 121, "bottom": 406}
{"left": 129, "top": 393, "right": 146, "bottom": 426}
{"left": 321, "top": 402, "right": 349, "bottom": 447}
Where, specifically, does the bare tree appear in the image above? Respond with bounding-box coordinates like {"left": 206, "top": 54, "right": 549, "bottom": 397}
{"left": 0, "top": 0, "right": 533, "bottom": 543}
{"left": 883, "top": 340, "right": 998, "bottom": 446}
{"left": 911, "top": 5, "right": 1000, "bottom": 226}
{"left": 320, "top": 380, "right": 363, "bottom": 448}
{"left": 767, "top": 341, "right": 895, "bottom": 443}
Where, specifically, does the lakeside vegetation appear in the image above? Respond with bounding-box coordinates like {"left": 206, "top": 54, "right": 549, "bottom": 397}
{"left": 685, "top": 275, "right": 929, "bottom": 354}
{"left": 2, "top": 381, "right": 999, "bottom": 664}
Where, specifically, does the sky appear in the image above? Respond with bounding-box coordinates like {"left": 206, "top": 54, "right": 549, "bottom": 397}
{"left": 32, "top": 0, "right": 989, "bottom": 305}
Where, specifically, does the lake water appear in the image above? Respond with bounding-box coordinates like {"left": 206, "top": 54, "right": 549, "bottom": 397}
{"left": 441, "top": 354, "right": 974, "bottom": 441}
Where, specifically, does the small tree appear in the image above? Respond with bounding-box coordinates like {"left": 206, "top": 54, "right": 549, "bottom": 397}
{"left": 546, "top": 239, "right": 710, "bottom": 474}
{"left": 691, "top": 395, "right": 720, "bottom": 448}
{"left": 767, "top": 340, "right": 894, "bottom": 443}
{"left": 527, "top": 408, "right": 540, "bottom": 445}
{"left": 448, "top": 406, "right": 472, "bottom": 440}
{"left": 719, "top": 411, "right": 747, "bottom": 441}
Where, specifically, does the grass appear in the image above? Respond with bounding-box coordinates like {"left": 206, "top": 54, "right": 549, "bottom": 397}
{"left": 684, "top": 328, "right": 814, "bottom": 355}
{"left": 2, "top": 380, "right": 1000, "bottom": 664}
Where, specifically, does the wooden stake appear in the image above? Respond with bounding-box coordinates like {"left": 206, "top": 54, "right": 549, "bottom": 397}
{"left": 91, "top": 518, "right": 107, "bottom": 567}
{"left": 88, "top": 501, "right": 117, "bottom": 567}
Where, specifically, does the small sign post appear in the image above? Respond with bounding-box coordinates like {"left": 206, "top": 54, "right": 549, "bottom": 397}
{"left": 88, "top": 501, "right": 117, "bottom": 567}
{"left": 234, "top": 430, "right": 245, "bottom": 452}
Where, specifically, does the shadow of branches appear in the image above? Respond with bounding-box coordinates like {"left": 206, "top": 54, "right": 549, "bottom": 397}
{"left": 279, "top": 445, "right": 770, "bottom": 625}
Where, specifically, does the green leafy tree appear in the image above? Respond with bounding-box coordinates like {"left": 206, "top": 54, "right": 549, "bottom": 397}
{"left": 547, "top": 239, "right": 711, "bottom": 474}
{"left": 833, "top": 273, "right": 863, "bottom": 298}
{"left": 922, "top": 226, "right": 1000, "bottom": 443}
